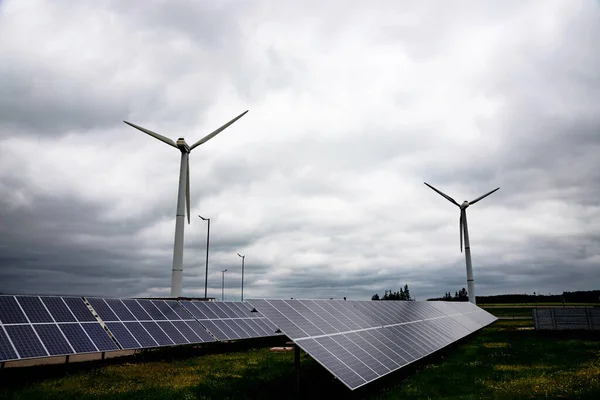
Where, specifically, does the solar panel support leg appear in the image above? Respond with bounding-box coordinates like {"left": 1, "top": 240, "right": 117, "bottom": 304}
{"left": 294, "top": 344, "right": 301, "bottom": 394}
{"left": 586, "top": 308, "right": 592, "bottom": 330}
{"left": 101, "top": 352, "right": 106, "bottom": 361}
{"left": 65, "top": 355, "right": 70, "bottom": 364}
{"left": 1, "top": 362, "right": 4, "bottom": 370}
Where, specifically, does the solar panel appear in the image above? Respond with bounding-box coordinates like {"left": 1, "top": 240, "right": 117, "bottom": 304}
{"left": 247, "top": 299, "right": 497, "bottom": 390}
{"left": 84, "top": 297, "right": 216, "bottom": 349}
{"left": 533, "top": 308, "right": 600, "bottom": 331}
{"left": 179, "top": 301, "right": 282, "bottom": 341}
{"left": 0, "top": 296, "right": 120, "bottom": 363}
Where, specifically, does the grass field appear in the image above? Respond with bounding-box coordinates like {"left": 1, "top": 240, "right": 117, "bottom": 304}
{"left": 1, "top": 320, "right": 600, "bottom": 399}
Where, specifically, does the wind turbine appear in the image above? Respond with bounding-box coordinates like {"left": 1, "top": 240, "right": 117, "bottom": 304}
{"left": 424, "top": 182, "right": 499, "bottom": 304}
{"left": 124, "top": 110, "right": 248, "bottom": 297}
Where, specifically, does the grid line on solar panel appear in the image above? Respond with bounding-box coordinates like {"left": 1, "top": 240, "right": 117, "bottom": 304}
{"left": 247, "top": 299, "right": 496, "bottom": 391}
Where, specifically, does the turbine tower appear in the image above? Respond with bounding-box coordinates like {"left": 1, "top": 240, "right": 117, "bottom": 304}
{"left": 424, "top": 182, "right": 499, "bottom": 304}
{"left": 124, "top": 110, "right": 248, "bottom": 297}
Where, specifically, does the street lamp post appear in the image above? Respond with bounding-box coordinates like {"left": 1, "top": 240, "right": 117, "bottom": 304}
{"left": 221, "top": 269, "right": 227, "bottom": 301}
{"left": 199, "top": 215, "right": 210, "bottom": 299}
{"left": 237, "top": 253, "right": 245, "bottom": 301}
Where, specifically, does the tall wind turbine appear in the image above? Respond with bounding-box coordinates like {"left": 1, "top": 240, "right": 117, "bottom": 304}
{"left": 124, "top": 110, "right": 248, "bottom": 297}
{"left": 424, "top": 182, "right": 499, "bottom": 304}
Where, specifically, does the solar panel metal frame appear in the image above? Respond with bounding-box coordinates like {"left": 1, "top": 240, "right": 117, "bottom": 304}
{"left": 0, "top": 295, "right": 120, "bottom": 363}
{"left": 247, "top": 299, "right": 497, "bottom": 390}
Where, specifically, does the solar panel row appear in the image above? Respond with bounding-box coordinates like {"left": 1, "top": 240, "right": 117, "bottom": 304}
{"left": 0, "top": 296, "right": 119, "bottom": 362}
{"left": 86, "top": 297, "right": 216, "bottom": 350}
{"left": 246, "top": 299, "right": 497, "bottom": 390}
{"left": 0, "top": 296, "right": 281, "bottom": 364}
{"left": 180, "top": 301, "right": 279, "bottom": 341}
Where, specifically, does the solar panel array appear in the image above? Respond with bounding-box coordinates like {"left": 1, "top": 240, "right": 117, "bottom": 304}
{"left": 533, "top": 308, "right": 600, "bottom": 331}
{"left": 86, "top": 298, "right": 216, "bottom": 349}
{"left": 247, "top": 299, "right": 497, "bottom": 390}
{"left": 0, "top": 295, "right": 119, "bottom": 363}
{"left": 180, "top": 301, "right": 280, "bottom": 341}
{"left": 0, "top": 296, "right": 281, "bottom": 364}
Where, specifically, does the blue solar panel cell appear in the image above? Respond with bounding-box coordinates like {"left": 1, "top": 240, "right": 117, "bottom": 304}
{"left": 62, "top": 297, "right": 96, "bottom": 322}
{"left": 104, "top": 299, "right": 136, "bottom": 321}
{"left": 315, "top": 336, "right": 379, "bottom": 382}
{"left": 16, "top": 296, "right": 54, "bottom": 323}
{"left": 244, "top": 319, "right": 269, "bottom": 336}
{"left": 140, "top": 322, "right": 173, "bottom": 346}
{"left": 234, "top": 319, "right": 260, "bottom": 338}
{"left": 300, "top": 300, "right": 349, "bottom": 333}
{"left": 156, "top": 321, "right": 188, "bottom": 345}
{"left": 199, "top": 320, "right": 228, "bottom": 341}
{"left": 87, "top": 298, "right": 119, "bottom": 322}
{"left": 5, "top": 325, "right": 48, "bottom": 359}
{"left": 170, "top": 320, "right": 203, "bottom": 343}
{"left": 330, "top": 334, "right": 389, "bottom": 376}
{"left": 33, "top": 324, "right": 74, "bottom": 356}
{"left": 344, "top": 331, "right": 404, "bottom": 371}
{"left": 137, "top": 300, "right": 167, "bottom": 320}
{"left": 58, "top": 323, "right": 98, "bottom": 353}
{"left": 298, "top": 338, "right": 366, "bottom": 390}
{"left": 357, "top": 330, "right": 412, "bottom": 365}
{"left": 105, "top": 322, "right": 141, "bottom": 349}
{"left": 124, "top": 322, "right": 158, "bottom": 348}
{"left": 212, "top": 303, "right": 237, "bottom": 318}
{"left": 203, "top": 302, "right": 227, "bottom": 319}
{"left": 0, "top": 296, "right": 28, "bottom": 324}
{"left": 81, "top": 323, "right": 119, "bottom": 351}
{"left": 212, "top": 320, "right": 240, "bottom": 339}
{"left": 268, "top": 300, "right": 325, "bottom": 337}
{"left": 151, "top": 301, "right": 180, "bottom": 320}
{"left": 230, "top": 302, "right": 253, "bottom": 318}
{"left": 193, "top": 302, "right": 218, "bottom": 319}
{"left": 226, "top": 320, "right": 251, "bottom": 338}
{"left": 220, "top": 303, "right": 245, "bottom": 318}
{"left": 185, "top": 321, "right": 216, "bottom": 343}
{"left": 41, "top": 297, "right": 76, "bottom": 322}
{"left": 0, "top": 327, "right": 19, "bottom": 362}
{"left": 286, "top": 300, "right": 338, "bottom": 335}
{"left": 121, "top": 299, "right": 152, "bottom": 321}
{"left": 180, "top": 301, "right": 208, "bottom": 320}
{"left": 164, "top": 301, "right": 193, "bottom": 320}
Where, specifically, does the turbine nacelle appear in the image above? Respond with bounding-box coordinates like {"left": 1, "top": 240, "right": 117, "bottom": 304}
{"left": 176, "top": 138, "right": 190, "bottom": 153}
{"left": 460, "top": 201, "right": 470, "bottom": 209}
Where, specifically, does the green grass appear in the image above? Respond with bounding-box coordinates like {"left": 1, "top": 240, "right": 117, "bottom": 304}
{"left": 1, "top": 321, "right": 600, "bottom": 399}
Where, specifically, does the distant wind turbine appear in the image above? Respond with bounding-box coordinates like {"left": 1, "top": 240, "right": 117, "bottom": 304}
{"left": 424, "top": 182, "right": 499, "bottom": 304}
{"left": 124, "top": 110, "right": 249, "bottom": 297}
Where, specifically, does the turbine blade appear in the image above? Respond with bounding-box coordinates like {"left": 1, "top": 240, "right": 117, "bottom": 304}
{"left": 189, "top": 110, "right": 249, "bottom": 151}
{"left": 186, "top": 157, "right": 191, "bottom": 225}
{"left": 469, "top": 187, "right": 500, "bottom": 205}
{"left": 423, "top": 182, "right": 459, "bottom": 206}
{"left": 123, "top": 121, "right": 178, "bottom": 148}
{"left": 459, "top": 212, "right": 463, "bottom": 253}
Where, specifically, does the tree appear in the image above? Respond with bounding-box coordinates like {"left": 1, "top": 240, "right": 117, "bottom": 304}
{"left": 372, "top": 293, "right": 380, "bottom": 300}
{"left": 403, "top": 284, "right": 411, "bottom": 301}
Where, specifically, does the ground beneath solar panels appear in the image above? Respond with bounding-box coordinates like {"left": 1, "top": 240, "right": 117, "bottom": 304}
{"left": 1, "top": 320, "right": 600, "bottom": 399}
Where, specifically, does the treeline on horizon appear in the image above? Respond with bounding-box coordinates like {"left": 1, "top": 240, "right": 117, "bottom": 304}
{"left": 427, "top": 289, "right": 600, "bottom": 304}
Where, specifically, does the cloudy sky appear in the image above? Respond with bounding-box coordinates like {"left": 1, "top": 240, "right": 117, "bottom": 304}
{"left": 1, "top": 0, "right": 599, "bottom": 302}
